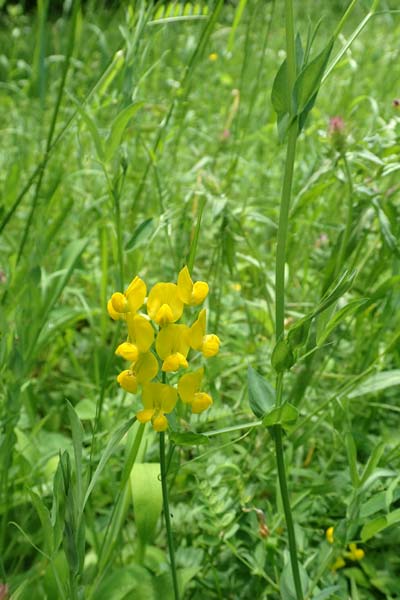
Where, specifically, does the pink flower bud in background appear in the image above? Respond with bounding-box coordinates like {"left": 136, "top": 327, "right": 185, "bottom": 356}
{"left": 0, "top": 584, "right": 9, "bottom": 600}
{"left": 329, "top": 116, "right": 346, "bottom": 153}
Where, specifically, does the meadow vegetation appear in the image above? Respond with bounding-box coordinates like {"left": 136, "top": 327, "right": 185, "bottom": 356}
{"left": 1, "top": 0, "right": 400, "bottom": 598}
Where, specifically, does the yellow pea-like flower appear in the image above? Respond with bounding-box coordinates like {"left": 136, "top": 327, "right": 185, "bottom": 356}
{"left": 115, "top": 342, "right": 139, "bottom": 362}
{"left": 347, "top": 543, "right": 365, "bottom": 561}
{"left": 136, "top": 382, "right": 178, "bottom": 431}
{"left": 116, "top": 352, "right": 159, "bottom": 394}
{"left": 177, "top": 368, "right": 213, "bottom": 414}
{"left": 126, "top": 314, "right": 155, "bottom": 353}
{"left": 177, "top": 266, "right": 209, "bottom": 306}
{"left": 109, "top": 276, "right": 146, "bottom": 317}
{"left": 189, "top": 309, "right": 221, "bottom": 357}
{"left": 326, "top": 526, "right": 334, "bottom": 544}
{"left": 147, "top": 282, "right": 183, "bottom": 326}
{"left": 156, "top": 324, "right": 190, "bottom": 372}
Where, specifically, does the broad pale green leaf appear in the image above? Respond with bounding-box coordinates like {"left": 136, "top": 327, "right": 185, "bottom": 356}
{"left": 361, "top": 508, "right": 400, "bottom": 542}
{"left": 271, "top": 58, "right": 290, "bottom": 116}
{"left": 262, "top": 403, "right": 298, "bottom": 429}
{"left": 130, "top": 463, "right": 163, "bottom": 546}
{"left": 95, "top": 565, "right": 156, "bottom": 600}
{"left": 105, "top": 102, "right": 144, "bottom": 162}
{"left": 348, "top": 371, "right": 400, "bottom": 399}
{"left": 247, "top": 366, "right": 275, "bottom": 418}
{"left": 75, "top": 398, "right": 97, "bottom": 420}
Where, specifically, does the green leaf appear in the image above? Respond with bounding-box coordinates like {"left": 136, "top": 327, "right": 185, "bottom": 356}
{"left": 280, "top": 560, "right": 309, "bottom": 600}
{"left": 287, "top": 315, "right": 312, "bottom": 349}
{"left": 271, "top": 59, "right": 290, "bottom": 116}
{"left": 345, "top": 432, "right": 360, "bottom": 488}
{"left": 29, "top": 489, "right": 54, "bottom": 556}
{"left": 75, "top": 398, "right": 97, "bottom": 420}
{"left": 130, "top": 463, "right": 163, "bottom": 546}
{"left": 293, "top": 39, "right": 333, "bottom": 114}
{"left": 348, "top": 370, "right": 400, "bottom": 399}
{"left": 262, "top": 403, "right": 298, "bottom": 429}
{"left": 314, "top": 268, "right": 357, "bottom": 317}
{"left": 373, "top": 198, "right": 400, "bottom": 257}
{"left": 83, "top": 417, "right": 136, "bottom": 508}
{"left": 316, "top": 298, "right": 368, "bottom": 346}
{"left": 95, "top": 565, "right": 156, "bottom": 600}
{"left": 247, "top": 366, "right": 275, "bottom": 418}
{"left": 361, "top": 508, "right": 400, "bottom": 542}
{"left": 169, "top": 431, "right": 210, "bottom": 446}
{"left": 125, "top": 218, "right": 155, "bottom": 252}
{"left": 105, "top": 102, "right": 144, "bottom": 162}
{"left": 271, "top": 339, "right": 295, "bottom": 372}
{"left": 73, "top": 98, "right": 105, "bottom": 161}
{"left": 67, "top": 401, "right": 84, "bottom": 506}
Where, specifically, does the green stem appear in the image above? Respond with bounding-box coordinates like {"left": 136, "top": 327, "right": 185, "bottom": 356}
{"left": 336, "top": 153, "right": 353, "bottom": 275}
{"left": 274, "top": 427, "right": 303, "bottom": 599}
{"left": 272, "top": 2, "right": 303, "bottom": 598}
{"left": 159, "top": 432, "right": 180, "bottom": 600}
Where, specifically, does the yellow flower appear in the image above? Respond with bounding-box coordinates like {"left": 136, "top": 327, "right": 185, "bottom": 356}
{"left": 115, "top": 315, "right": 154, "bottom": 362}
{"left": 178, "top": 368, "right": 213, "bottom": 414}
{"left": 208, "top": 52, "right": 218, "bottom": 61}
{"left": 156, "top": 324, "right": 190, "bottom": 372}
{"left": 177, "top": 266, "right": 209, "bottom": 306}
{"left": 326, "top": 526, "right": 334, "bottom": 544}
{"left": 347, "top": 543, "right": 365, "bottom": 561}
{"left": 189, "top": 309, "right": 221, "bottom": 357}
{"left": 136, "top": 382, "right": 178, "bottom": 431}
{"left": 117, "top": 352, "right": 159, "bottom": 394}
{"left": 115, "top": 342, "right": 139, "bottom": 362}
{"left": 331, "top": 556, "right": 346, "bottom": 571}
{"left": 147, "top": 282, "right": 184, "bottom": 326}
{"left": 108, "top": 276, "right": 146, "bottom": 318}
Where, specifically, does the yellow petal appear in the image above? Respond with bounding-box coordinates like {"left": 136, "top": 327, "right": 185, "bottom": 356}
{"left": 127, "top": 314, "right": 155, "bottom": 352}
{"left": 152, "top": 414, "right": 169, "bottom": 432}
{"left": 136, "top": 408, "right": 155, "bottom": 423}
{"left": 192, "top": 392, "right": 212, "bottom": 414}
{"left": 177, "top": 368, "right": 204, "bottom": 404}
{"left": 162, "top": 352, "right": 188, "bottom": 372}
{"left": 156, "top": 325, "right": 190, "bottom": 360}
{"left": 142, "top": 382, "right": 177, "bottom": 414}
{"left": 117, "top": 370, "right": 137, "bottom": 394}
{"left": 147, "top": 283, "right": 183, "bottom": 325}
{"left": 331, "top": 557, "right": 345, "bottom": 571}
{"left": 189, "top": 309, "right": 206, "bottom": 350}
{"left": 125, "top": 276, "right": 147, "bottom": 313}
{"left": 135, "top": 352, "right": 159, "bottom": 384}
{"left": 191, "top": 281, "right": 209, "bottom": 305}
{"left": 326, "top": 527, "right": 334, "bottom": 544}
{"left": 111, "top": 292, "right": 129, "bottom": 313}
{"left": 177, "top": 266, "right": 193, "bottom": 304}
{"left": 155, "top": 303, "right": 174, "bottom": 326}
{"left": 348, "top": 543, "right": 365, "bottom": 561}
{"left": 107, "top": 299, "right": 122, "bottom": 320}
{"left": 115, "top": 342, "right": 139, "bottom": 362}
{"left": 202, "top": 334, "right": 220, "bottom": 358}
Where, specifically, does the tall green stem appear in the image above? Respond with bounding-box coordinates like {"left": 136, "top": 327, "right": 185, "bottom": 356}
{"left": 159, "top": 432, "right": 180, "bottom": 600}
{"left": 272, "top": 1, "right": 303, "bottom": 598}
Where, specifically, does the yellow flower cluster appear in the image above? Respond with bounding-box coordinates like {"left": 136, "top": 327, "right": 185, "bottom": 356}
{"left": 325, "top": 527, "right": 365, "bottom": 570}
{"left": 107, "top": 266, "right": 220, "bottom": 432}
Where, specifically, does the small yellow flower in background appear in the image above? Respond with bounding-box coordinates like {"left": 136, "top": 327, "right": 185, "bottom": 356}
{"left": 347, "top": 543, "right": 365, "bottom": 561}
{"left": 178, "top": 368, "right": 213, "bottom": 413}
{"left": 189, "top": 308, "right": 221, "bottom": 357}
{"left": 208, "top": 52, "right": 218, "bottom": 61}
{"left": 156, "top": 324, "right": 190, "bottom": 372}
{"left": 177, "top": 266, "right": 209, "bottom": 306}
{"left": 326, "top": 526, "right": 334, "bottom": 544}
{"left": 331, "top": 556, "right": 346, "bottom": 571}
{"left": 136, "top": 382, "right": 178, "bottom": 431}
{"left": 117, "top": 352, "right": 159, "bottom": 394}
{"left": 109, "top": 276, "right": 146, "bottom": 317}
{"left": 147, "top": 282, "right": 184, "bottom": 326}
